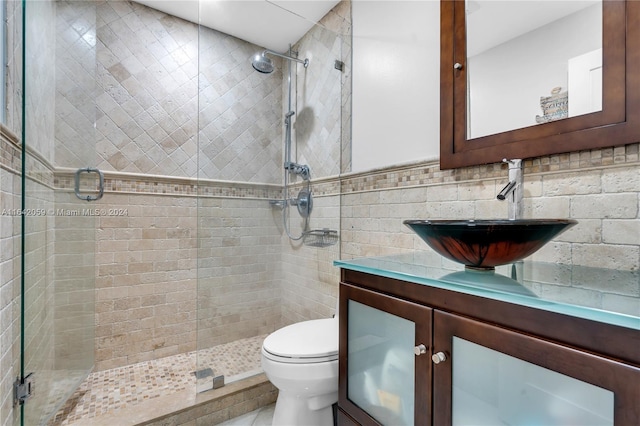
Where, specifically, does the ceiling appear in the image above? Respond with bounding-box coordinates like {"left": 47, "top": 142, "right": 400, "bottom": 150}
{"left": 133, "top": 1, "right": 598, "bottom": 60}
{"left": 134, "top": 0, "right": 341, "bottom": 53}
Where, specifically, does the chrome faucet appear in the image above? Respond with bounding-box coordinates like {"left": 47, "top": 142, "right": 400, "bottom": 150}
{"left": 497, "top": 158, "right": 523, "bottom": 220}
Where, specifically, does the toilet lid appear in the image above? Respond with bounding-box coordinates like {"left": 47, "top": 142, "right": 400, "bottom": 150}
{"left": 263, "top": 318, "right": 338, "bottom": 359}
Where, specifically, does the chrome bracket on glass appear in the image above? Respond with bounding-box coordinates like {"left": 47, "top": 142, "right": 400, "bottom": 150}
{"left": 74, "top": 167, "right": 104, "bottom": 202}
{"left": 13, "top": 373, "right": 34, "bottom": 406}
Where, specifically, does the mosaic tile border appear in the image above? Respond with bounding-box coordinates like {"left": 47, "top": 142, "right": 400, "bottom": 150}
{"left": 285, "top": 177, "right": 341, "bottom": 198}
{"left": 1, "top": 124, "right": 338, "bottom": 200}
{"left": 0, "top": 124, "right": 57, "bottom": 190}
{"left": 53, "top": 170, "right": 284, "bottom": 200}
{"left": 340, "top": 143, "right": 640, "bottom": 194}
{"left": 0, "top": 124, "right": 21, "bottom": 173}
{"left": 6, "top": 126, "right": 637, "bottom": 200}
{"left": 53, "top": 169, "right": 341, "bottom": 200}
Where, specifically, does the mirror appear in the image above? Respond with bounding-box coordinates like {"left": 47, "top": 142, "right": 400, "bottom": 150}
{"left": 440, "top": 0, "right": 640, "bottom": 169}
{"left": 466, "top": 1, "right": 601, "bottom": 139}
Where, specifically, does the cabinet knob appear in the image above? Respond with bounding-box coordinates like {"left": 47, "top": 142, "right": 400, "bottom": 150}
{"left": 431, "top": 351, "right": 447, "bottom": 364}
{"left": 414, "top": 344, "right": 427, "bottom": 356}
{"left": 454, "top": 62, "right": 463, "bottom": 70}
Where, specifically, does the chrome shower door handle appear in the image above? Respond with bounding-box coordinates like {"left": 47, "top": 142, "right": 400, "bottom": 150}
{"left": 74, "top": 168, "right": 104, "bottom": 201}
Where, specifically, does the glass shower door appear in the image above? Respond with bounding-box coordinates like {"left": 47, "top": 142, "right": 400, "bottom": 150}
{"left": 21, "top": 0, "right": 97, "bottom": 424}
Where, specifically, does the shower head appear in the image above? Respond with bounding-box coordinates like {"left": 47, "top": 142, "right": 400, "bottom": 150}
{"left": 251, "top": 49, "right": 309, "bottom": 74}
{"left": 252, "top": 53, "right": 274, "bottom": 74}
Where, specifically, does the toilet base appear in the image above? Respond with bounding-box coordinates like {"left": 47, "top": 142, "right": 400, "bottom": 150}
{"left": 272, "top": 391, "right": 336, "bottom": 426}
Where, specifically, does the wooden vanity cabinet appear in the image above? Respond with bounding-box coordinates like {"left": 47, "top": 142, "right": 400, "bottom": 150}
{"left": 338, "top": 283, "right": 433, "bottom": 425}
{"left": 337, "top": 269, "right": 640, "bottom": 426}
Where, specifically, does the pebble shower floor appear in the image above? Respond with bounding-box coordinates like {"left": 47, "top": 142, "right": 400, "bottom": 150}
{"left": 49, "top": 334, "right": 267, "bottom": 425}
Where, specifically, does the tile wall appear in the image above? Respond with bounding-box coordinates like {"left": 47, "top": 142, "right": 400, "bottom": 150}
{"left": 94, "top": 0, "right": 199, "bottom": 177}
{"left": 0, "top": 0, "right": 23, "bottom": 424}
{"left": 82, "top": 0, "right": 285, "bottom": 183}
{"left": 3, "top": 2, "right": 347, "bottom": 424}
{"left": 280, "top": 187, "right": 341, "bottom": 325}
{"left": 340, "top": 145, "right": 640, "bottom": 274}
{"left": 53, "top": 0, "right": 348, "bottom": 372}
{"left": 197, "top": 197, "right": 281, "bottom": 350}
{"left": 0, "top": 126, "right": 22, "bottom": 426}
{"left": 278, "top": 0, "right": 351, "bottom": 327}
{"left": 16, "top": 0, "right": 62, "bottom": 424}
{"left": 292, "top": 4, "right": 344, "bottom": 179}
{"left": 198, "top": 28, "right": 284, "bottom": 184}
{"left": 92, "top": 193, "right": 197, "bottom": 369}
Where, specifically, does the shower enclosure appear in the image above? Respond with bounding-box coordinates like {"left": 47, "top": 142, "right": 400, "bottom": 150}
{"left": 14, "top": 0, "right": 348, "bottom": 424}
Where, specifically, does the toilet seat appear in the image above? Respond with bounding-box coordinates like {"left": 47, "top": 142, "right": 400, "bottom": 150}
{"left": 263, "top": 318, "right": 338, "bottom": 364}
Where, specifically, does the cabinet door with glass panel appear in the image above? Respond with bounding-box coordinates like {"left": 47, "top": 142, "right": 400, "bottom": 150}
{"left": 432, "top": 310, "right": 640, "bottom": 425}
{"left": 339, "top": 283, "right": 432, "bottom": 426}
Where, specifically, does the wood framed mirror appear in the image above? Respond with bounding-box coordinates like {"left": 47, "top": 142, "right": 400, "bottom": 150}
{"left": 440, "top": 0, "right": 640, "bottom": 169}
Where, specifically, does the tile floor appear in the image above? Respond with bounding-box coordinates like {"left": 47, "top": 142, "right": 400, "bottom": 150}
{"left": 219, "top": 403, "right": 276, "bottom": 426}
{"left": 50, "top": 334, "right": 267, "bottom": 425}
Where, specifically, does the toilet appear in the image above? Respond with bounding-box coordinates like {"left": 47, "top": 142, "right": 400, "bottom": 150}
{"left": 261, "top": 317, "right": 339, "bottom": 426}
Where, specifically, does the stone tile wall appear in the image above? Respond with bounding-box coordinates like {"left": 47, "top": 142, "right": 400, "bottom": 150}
{"left": 92, "top": 192, "right": 197, "bottom": 370}
{"left": 5, "top": 0, "right": 22, "bottom": 138}
{"left": 0, "top": 126, "right": 21, "bottom": 426}
{"left": 73, "top": 0, "right": 286, "bottom": 184}
{"left": 13, "top": 0, "right": 60, "bottom": 424}
{"left": 55, "top": 0, "right": 97, "bottom": 169}
{"left": 292, "top": 6, "right": 344, "bottom": 179}
{"left": 198, "top": 28, "right": 283, "bottom": 184}
{"left": 21, "top": 180, "right": 57, "bottom": 426}
{"left": 340, "top": 145, "right": 640, "bottom": 273}
{"left": 53, "top": 194, "right": 95, "bottom": 371}
{"left": 24, "top": 0, "right": 56, "bottom": 161}
{"left": 76, "top": 174, "right": 286, "bottom": 371}
{"left": 197, "top": 197, "right": 282, "bottom": 350}
{"left": 94, "top": 0, "right": 199, "bottom": 178}
{"left": 523, "top": 262, "right": 639, "bottom": 317}
{"left": 280, "top": 191, "right": 341, "bottom": 326}
{"left": 48, "top": 0, "right": 348, "bottom": 372}
{"left": 278, "top": 0, "right": 351, "bottom": 328}
{"left": 1, "top": 1, "right": 23, "bottom": 424}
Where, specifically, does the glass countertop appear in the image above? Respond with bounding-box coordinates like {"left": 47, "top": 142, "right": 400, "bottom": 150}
{"left": 334, "top": 253, "right": 640, "bottom": 331}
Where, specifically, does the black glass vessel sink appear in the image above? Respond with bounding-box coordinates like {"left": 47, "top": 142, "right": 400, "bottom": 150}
{"left": 403, "top": 219, "right": 577, "bottom": 270}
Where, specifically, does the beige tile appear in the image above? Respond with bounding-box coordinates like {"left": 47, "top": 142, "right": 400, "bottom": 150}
{"left": 51, "top": 336, "right": 268, "bottom": 425}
